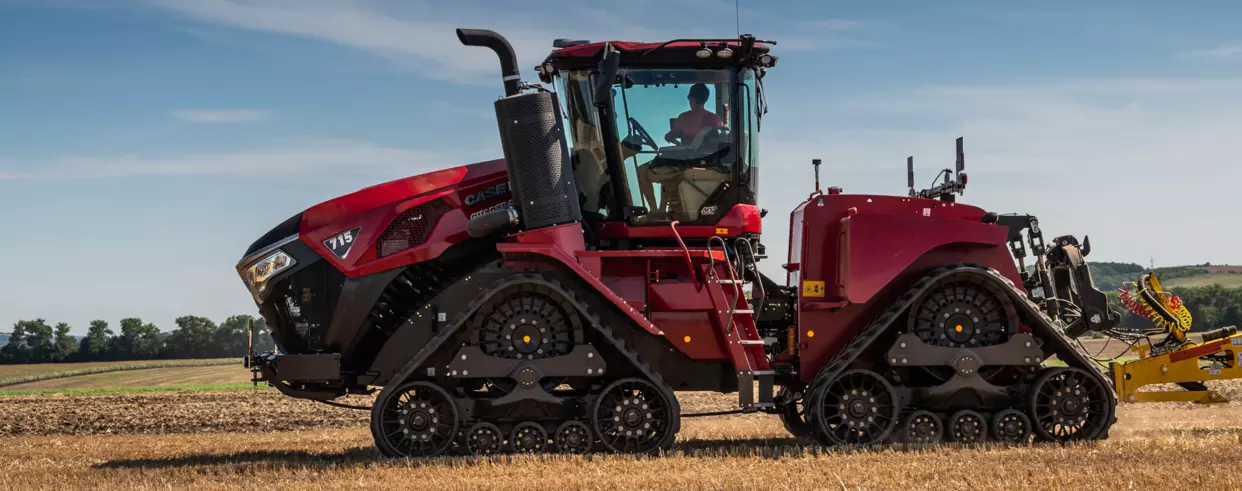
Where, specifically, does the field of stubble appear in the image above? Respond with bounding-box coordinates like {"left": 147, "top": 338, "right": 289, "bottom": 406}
{"left": 3, "top": 387, "right": 1242, "bottom": 490}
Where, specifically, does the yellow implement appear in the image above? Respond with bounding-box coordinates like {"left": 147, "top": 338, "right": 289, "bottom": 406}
{"left": 1110, "top": 326, "right": 1241, "bottom": 403}
{"left": 1104, "top": 272, "right": 1240, "bottom": 404}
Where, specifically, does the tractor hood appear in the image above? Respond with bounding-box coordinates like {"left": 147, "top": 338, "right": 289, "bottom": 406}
{"left": 301, "top": 159, "right": 507, "bottom": 233}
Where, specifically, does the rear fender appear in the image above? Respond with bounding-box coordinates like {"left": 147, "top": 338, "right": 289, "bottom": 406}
{"left": 496, "top": 244, "right": 664, "bottom": 337}
{"left": 837, "top": 214, "right": 1012, "bottom": 304}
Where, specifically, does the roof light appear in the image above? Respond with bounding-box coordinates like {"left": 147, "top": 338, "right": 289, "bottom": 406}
{"left": 696, "top": 42, "right": 712, "bottom": 59}
{"left": 716, "top": 47, "right": 734, "bottom": 58}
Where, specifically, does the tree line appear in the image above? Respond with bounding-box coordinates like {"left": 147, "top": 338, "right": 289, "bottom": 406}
{"left": 1102, "top": 284, "right": 1241, "bottom": 332}
{"left": 0, "top": 315, "right": 275, "bottom": 365}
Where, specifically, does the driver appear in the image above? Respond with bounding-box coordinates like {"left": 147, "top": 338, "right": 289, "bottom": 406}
{"left": 665, "top": 83, "right": 724, "bottom": 145}
{"left": 636, "top": 83, "right": 725, "bottom": 219}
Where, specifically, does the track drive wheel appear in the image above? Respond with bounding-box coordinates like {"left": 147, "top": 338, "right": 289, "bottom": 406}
{"left": 901, "top": 410, "right": 944, "bottom": 444}
{"left": 907, "top": 273, "right": 1018, "bottom": 348}
{"left": 808, "top": 369, "right": 900, "bottom": 446}
{"left": 371, "top": 381, "right": 459, "bottom": 458}
{"left": 777, "top": 387, "right": 812, "bottom": 439}
{"left": 1028, "top": 367, "right": 1113, "bottom": 442}
{"left": 992, "top": 409, "right": 1033, "bottom": 444}
{"left": 592, "top": 378, "right": 679, "bottom": 454}
{"left": 948, "top": 410, "right": 987, "bottom": 443}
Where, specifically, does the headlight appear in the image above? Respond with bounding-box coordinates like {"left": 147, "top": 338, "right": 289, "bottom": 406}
{"left": 242, "top": 250, "right": 296, "bottom": 295}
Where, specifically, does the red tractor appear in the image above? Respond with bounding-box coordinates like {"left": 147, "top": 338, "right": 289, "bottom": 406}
{"left": 237, "top": 28, "right": 1119, "bottom": 456}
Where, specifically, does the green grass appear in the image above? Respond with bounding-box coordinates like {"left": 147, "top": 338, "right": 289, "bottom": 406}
{"left": 1162, "top": 273, "right": 1242, "bottom": 289}
{"left": 0, "top": 382, "right": 273, "bottom": 397}
{"left": 0, "top": 358, "right": 239, "bottom": 388}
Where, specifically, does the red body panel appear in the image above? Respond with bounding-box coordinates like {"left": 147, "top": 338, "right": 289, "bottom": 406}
{"left": 787, "top": 193, "right": 1023, "bottom": 382}
{"left": 593, "top": 204, "right": 763, "bottom": 240}
{"left": 497, "top": 223, "right": 768, "bottom": 369}
{"left": 284, "top": 155, "right": 1026, "bottom": 385}
{"left": 299, "top": 160, "right": 510, "bottom": 278}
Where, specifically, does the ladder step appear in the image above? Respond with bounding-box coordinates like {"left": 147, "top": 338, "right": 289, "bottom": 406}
{"left": 738, "top": 339, "right": 768, "bottom": 345}
{"left": 717, "top": 279, "right": 746, "bottom": 284}
{"left": 733, "top": 309, "right": 754, "bottom": 314}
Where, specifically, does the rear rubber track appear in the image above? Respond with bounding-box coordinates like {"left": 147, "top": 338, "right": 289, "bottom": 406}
{"left": 805, "top": 264, "right": 1117, "bottom": 446}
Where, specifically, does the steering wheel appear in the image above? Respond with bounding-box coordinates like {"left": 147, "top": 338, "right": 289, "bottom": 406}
{"left": 627, "top": 117, "right": 658, "bottom": 151}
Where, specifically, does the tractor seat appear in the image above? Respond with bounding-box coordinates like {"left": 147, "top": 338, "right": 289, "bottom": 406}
{"left": 676, "top": 167, "right": 729, "bottom": 221}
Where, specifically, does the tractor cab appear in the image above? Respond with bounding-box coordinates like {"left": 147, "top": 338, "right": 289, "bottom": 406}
{"left": 538, "top": 37, "right": 777, "bottom": 233}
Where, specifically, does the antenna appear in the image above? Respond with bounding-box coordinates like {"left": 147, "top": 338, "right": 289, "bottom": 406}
{"left": 954, "top": 136, "right": 968, "bottom": 193}
{"left": 955, "top": 136, "right": 965, "bottom": 175}
{"left": 812, "top": 158, "right": 822, "bottom": 193}
{"left": 735, "top": 0, "right": 741, "bottom": 37}
{"left": 907, "top": 156, "right": 915, "bottom": 196}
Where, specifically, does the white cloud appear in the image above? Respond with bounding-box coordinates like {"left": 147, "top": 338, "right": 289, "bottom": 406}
{"left": 0, "top": 138, "right": 486, "bottom": 180}
{"left": 753, "top": 77, "right": 1242, "bottom": 272}
{"left": 171, "top": 108, "right": 272, "bottom": 123}
{"left": 1183, "top": 43, "right": 1242, "bottom": 60}
{"left": 146, "top": 0, "right": 595, "bottom": 85}
{"left": 146, "top": 0, "right": 873, "bottom": 83}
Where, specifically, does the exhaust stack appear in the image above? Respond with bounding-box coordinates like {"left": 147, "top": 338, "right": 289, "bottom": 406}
{"left": 456, "top": 28, "right": 521, "bottom": 96}
{"left": 458, "top": 27, "right": 582, "bottom": 232}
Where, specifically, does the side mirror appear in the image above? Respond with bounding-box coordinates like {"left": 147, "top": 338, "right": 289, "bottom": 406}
{"left": 592, "top": 45, "right": 620, "bottom": 108}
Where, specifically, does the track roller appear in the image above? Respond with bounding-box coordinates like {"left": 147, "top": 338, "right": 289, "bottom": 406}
{"left": 991, "top": 409, "right": 1032, "bottom": 444}
{"left": 901, "top": 410, "right": 944, "bottom": 444}
{"left": 510, "top": 422, "right": 549, "bottom": 453}
{"left": 947, "top": 410, "right": 987, "bottom": 443}
{"left": 555, "top": 421, "right": 594, "bottom": 454}
{"left": 465, "top": 422, "right": 504, "bottom": 455}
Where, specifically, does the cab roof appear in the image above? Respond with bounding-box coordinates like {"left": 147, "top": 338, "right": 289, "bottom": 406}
{"left": 541, "top": 37, "right": 776, "bottom": 70}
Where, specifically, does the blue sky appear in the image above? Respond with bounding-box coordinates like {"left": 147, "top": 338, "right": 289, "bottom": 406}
{"left": 3, "top": 0, "right": 1241, "bottom": 335}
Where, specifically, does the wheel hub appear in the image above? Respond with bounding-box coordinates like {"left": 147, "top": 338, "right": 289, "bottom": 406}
{"left": 475, "top": 291, "right": 578, "bottom": 360}
{"left": 908, "top": 277, "right": 1016, "bottom": 348}
{"left": 944, "top": 311, "right": 976, "bottom": 344}
{"left": 615, "top": 397, "right": 654, "bottom": 437}
{"left": 398, "top": 401, "right": 439, "bottom": 440}
{"left": 847, "top": 396, "right": 870, "bottom": 419}
{"left": 839, "top": 389, "right": 877, "bottom": 428}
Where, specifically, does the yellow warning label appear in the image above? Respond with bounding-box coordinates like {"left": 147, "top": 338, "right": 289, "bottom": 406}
{"left": 802, "top": 280, "right": 825, "bottom": 297}
{"left": 715, "top": 228, "right": 729, "bottom": 235}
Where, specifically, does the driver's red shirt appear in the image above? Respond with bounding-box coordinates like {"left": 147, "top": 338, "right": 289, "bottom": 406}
{"left": 673, "top": 107, "right": 724, "bottom": 142}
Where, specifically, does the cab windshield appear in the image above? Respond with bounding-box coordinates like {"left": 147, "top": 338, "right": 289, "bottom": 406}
{"left": 557, "top": 67, "right": 750, "bottom": 223}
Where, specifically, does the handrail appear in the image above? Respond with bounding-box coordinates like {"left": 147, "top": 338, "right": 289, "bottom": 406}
{"left": 669, "top": 221, "right": 700, "bottom": 284}
{"left": 707, "top": 235, "right": 742, "bottom": 335}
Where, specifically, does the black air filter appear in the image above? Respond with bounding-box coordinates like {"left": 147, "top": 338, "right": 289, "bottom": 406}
{"left": 494, "top": 92, "right": 582, "bottom": 230}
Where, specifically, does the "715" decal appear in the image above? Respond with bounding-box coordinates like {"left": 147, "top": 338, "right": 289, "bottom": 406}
{"left": 324, "top": 227, "right": 361, "bottom": 259}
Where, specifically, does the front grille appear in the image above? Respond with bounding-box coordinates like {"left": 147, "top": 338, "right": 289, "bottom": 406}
{"left": 266, "top": 260, "right": 345, "bottom": 352}
{"left": 377, "top": 199, "right": 452, "bottom": 258}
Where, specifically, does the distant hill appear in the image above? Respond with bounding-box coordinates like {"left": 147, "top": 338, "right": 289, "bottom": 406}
{"left": 1088, "top": 263, "right": 1242, "bottom": 291}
